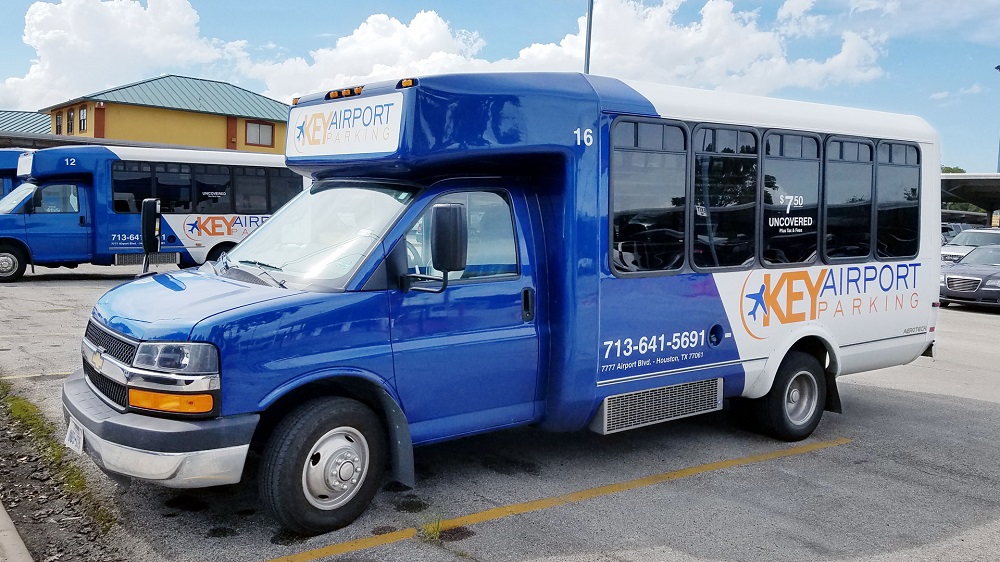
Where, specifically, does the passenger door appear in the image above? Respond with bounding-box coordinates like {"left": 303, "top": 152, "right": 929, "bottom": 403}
{"left": 25, "top": 182, "right": 92, "bottom": 262}
{"left": 388, "top": 190, "right": 539, "bottom": 444}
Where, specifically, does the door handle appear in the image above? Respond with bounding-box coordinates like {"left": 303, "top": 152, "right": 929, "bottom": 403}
{"left": 79, "top": 216, "right": 86, "bottom": 227}
{"left": 521, "top": 287, "right": 535, "bottom": 322}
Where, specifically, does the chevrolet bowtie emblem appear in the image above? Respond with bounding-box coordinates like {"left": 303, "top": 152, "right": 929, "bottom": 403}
{"left": 91, "top": 349, "right": 105, "bottom": 371}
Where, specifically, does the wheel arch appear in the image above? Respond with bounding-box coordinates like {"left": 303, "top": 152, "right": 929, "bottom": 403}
{"left": 744, "top": 328, "right": 842, "bottom": 413}
{"left": 0, "top": 237, "right": 31, "bottom": 261}
{"left": 252, "top": 373, "right": 414, "bottom": 488}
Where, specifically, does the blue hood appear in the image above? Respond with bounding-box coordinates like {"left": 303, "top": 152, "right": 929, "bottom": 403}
{"left": 93, "top": 269, "right": 296, "bottom": 341}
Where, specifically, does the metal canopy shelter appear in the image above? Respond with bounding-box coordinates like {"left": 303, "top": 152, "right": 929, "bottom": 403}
{"left": 942, "top": 173, "right": 1000, "bottom": 219}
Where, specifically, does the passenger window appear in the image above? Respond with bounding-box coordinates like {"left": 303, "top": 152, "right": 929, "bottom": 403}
{"left": 407, "top": 191, "right": 517, "bottom": 280}
{"left": 875, "top": 142, "right": 920, "bottom": 259}
{"left": 692, "top": 126, "right": 758, "bottom": 268}
{"left": 154, "top": 163, "right": 193, "bottom": 213}
{"left": 35, "top": 184, "right": 79, "bottom": 213}
{"left": 112, "top": 161, "right": 152, "bottom": 214}
{"left": 610, "top": 119, "right": 687, "bottom": 273}
{"left": 824, "top": 138, "right": 874, "bottom": 260}
{"left": 762, "top": 133, "right": 820, "bottom": 265}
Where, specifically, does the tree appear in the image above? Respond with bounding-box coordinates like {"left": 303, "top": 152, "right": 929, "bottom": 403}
{"left": 942, "top": 165, "right": 966, "bottom": 173}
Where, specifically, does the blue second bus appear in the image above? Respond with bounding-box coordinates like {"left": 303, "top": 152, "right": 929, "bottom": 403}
{"left": 0, "top": 145, "right": 305, "bottom": 282}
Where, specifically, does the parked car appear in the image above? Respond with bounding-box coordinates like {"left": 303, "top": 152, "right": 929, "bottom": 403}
{"left": 940, "top": 244, "right": 1000, "bottom": 307}
{"left": 941, "top": 222, "right": 979, "bottom": 242}
{"left": 940, "top": 228, "right": 1000, "bottom": 262}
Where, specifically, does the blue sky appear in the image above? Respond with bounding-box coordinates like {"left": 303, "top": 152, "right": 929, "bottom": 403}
{"left": 1, "top": 0, "right": 999, "bottom": 172}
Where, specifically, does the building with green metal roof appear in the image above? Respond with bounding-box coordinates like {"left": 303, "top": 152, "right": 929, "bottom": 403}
{"left": 37, "top": 75, "right": 290, "bottom": 155}
{"left": 0, "top": 110, "right": 51, "bottom": 134}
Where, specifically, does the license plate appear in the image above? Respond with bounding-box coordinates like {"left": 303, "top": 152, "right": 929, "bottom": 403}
{"left": 64, "top": 415, "right": 84, "bottom": 455}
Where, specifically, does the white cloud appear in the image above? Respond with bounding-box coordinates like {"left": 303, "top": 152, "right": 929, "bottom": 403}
{"left": 0, "top": 0, "right": 223, "bottom": 110}
{"left": 930, "top": 83, "right": 985, "bottom": 102}
{"left": 848, "top": 0, "right": 899, "bottom": 15}
{"left": 0, "top": 0, "right": 889, "bottom": 111}
{"left": 777, "top": 0, "right": 828, "bottom": 37}
{"left": 245, "top": 0, "right": 885, "bottom": 102}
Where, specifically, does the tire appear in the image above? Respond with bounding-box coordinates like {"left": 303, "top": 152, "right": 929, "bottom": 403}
{"left": 753, "top": 351, "right": 826, "bottom": 441}
{"left": 939, "top": 300, "right": 950, "bottom": 308}
{"left": 0, "top": 245, "right": 27, "bottom": 282}
{"left": 259, "top": 397, "right": 387, "bottom": 535}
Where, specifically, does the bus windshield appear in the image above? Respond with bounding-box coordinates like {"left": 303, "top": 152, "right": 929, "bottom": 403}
{"left": 226, "top": 180, "right": 414, "bottom": 289}
{"left": 0, "top": 183, "right": 35, "bottom": 214}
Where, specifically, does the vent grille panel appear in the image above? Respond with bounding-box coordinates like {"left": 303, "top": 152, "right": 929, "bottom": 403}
{"left": 591, "top": 379, "right": 722, "bottom": 434}
{"left": 946, "top": 276, "right": 981, "bottom": 292}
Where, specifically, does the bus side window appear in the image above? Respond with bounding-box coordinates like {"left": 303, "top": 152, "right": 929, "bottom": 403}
{"left": 762, "top": 133, "right": 820, "bottom": 265}
{"left": 154, "top": 163, "right": 193, "bottom": 213}
{"left": 112, "top": 161, "right": 152, "bottom": 214}
{"left": 194, "top": 165, "right": 233, "bottom": 213}
{"left": 824, "top": 139, "right": 874, "bottom": 260}
{"left": 875, "top": 142, "right": 920, "bottom": 259}
{"left": 269, "top": 168, "right": 303, "bottom": 211}
{"left": 610, "top": 120, "right": 687, "bottom": 274}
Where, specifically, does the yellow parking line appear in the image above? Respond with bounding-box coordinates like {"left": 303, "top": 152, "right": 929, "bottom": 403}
{"left": 0, "top": 372, "right": 72, "bottom": 381}
{"left": 270, "top": 437, "right": 853, "bottom": 561}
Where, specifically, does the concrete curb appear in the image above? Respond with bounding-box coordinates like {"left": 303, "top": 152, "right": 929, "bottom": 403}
{"left": 0, "top": 499, "right": 33, "bottom": 562}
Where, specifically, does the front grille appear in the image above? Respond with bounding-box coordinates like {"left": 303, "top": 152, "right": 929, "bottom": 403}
{"left": 85, "top": 321, "right": 137, "bottom": 365}
{"left": 590, "top": 378, "right": 723, "bottom": 434}
{"left": 83, "top": 361, "right": 128, "bottom": 409}
{"left": 946, "top": 276, "right": 981, "bottom": 292}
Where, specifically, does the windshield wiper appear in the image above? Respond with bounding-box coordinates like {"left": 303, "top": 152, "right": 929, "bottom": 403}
{"left": 239, "top": 259, "right": 282, "bottom": 271}
{"left": 238, "top": 260, "right": 287, "bottom": 288}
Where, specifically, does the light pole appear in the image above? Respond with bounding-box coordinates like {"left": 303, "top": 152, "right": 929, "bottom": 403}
{"left": 584, "top": 0, "right": 595, "bottom": 74}
{"left": 996, "top": 65, "right": 1000, "bottom": 172}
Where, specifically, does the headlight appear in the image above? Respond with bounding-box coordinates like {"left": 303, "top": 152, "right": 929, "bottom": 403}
{"left": 985, "top": 279, "right": 1000, "bottom": 289}
{"left": 133, "top": 342, "right": 219, "bottom": 374}
{"left": 940, "top": 274, "right": 945, "bottom": 285}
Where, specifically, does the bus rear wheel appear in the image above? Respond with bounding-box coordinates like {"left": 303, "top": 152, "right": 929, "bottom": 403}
{"left": 0, "top": 245, "right": 27, "bottom": 282}
{"left": 753, "top": 351, "right": 826, "bottom": 441}
{"left": 259, "top": 397, "right": 387, "bottom": 535}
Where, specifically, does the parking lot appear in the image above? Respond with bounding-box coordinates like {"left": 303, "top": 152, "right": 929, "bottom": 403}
{"left": 2, "top": 264, "right": 1000, "bottom": 562}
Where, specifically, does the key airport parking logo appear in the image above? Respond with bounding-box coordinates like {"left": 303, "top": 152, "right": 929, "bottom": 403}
{"left": 289, "top": 92, "right": 403, "bottom": 156}
{"left": 183, "top": 215, "right": 268, "bottom": 240}
{"left": 739, "top": 263, "right": 923, "bottom": 340}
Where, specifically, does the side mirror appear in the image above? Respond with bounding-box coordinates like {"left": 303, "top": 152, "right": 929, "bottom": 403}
{"left": 139, "top": 198, "right": 161, "bottom": 275}
{"left": 404, "top": 203, "right": 468, "bottom": 293}
{"left": 430, "top": 203, "right": 468, "bottom": 273}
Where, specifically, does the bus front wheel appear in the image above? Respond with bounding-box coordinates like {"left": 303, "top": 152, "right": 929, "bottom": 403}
{"left": 754, "top": 351, "right": 826, "bottom": 441}
{"left": 0, "top": 245, "right": 27, "bottom": 282}
{"left": 259, "top": 397, "right": 387, "bottom": 535}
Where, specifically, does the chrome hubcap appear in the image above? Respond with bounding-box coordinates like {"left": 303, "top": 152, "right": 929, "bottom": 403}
{"left": 301, "top": 426, "right": 369, "bottom": 510}
{"left": 784, "top": 371, "right": 818, "bottom": 426}
{"left": 0, "top": 253, "right": 15, "bottom": 276}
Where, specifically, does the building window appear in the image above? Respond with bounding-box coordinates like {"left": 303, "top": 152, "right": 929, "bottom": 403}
{"left": 67, "top": 109, "right": 74, "bottom": 134}
{"left": 246, "top": 121, "right": 274, "bottom": 147}
{"left": 79, "top": 107, "right": 87, "bottom": 132}
{"left": 55, "top": 112, "right": 63, "bottom": 135}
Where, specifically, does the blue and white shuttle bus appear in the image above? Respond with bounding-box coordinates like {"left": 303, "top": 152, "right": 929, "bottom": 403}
{"left": 0, "top": 145, "right": 303, "bottom": 281}
{"left": 62, "top": 73, "right": 940, "bottom": 534}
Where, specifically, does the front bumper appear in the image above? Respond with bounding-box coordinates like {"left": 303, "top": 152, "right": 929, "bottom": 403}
{"left": 61, "top": 369, "right": 259, "bottom": 488}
